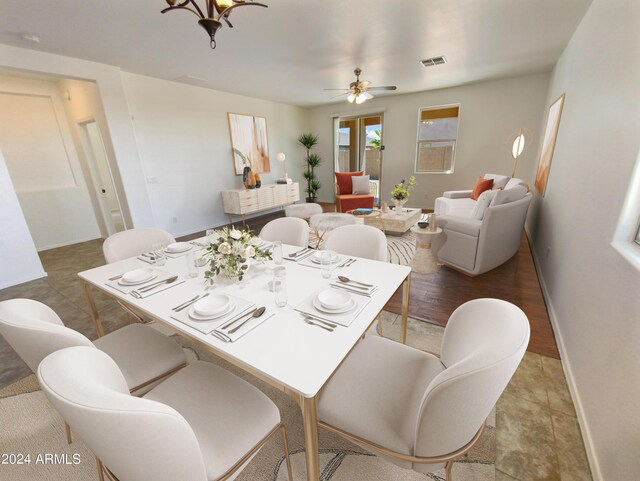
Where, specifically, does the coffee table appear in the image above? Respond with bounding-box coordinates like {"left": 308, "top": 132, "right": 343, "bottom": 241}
{"left": 374, "top": 207, "right": 422, "bottom": 235}
{"left": 346, "top": 208, "right": 384, "bottom": 231}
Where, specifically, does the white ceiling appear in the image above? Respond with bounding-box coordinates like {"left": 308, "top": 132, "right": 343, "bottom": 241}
{"left": 0, "top": 0, "right": 592, "bottom": 107}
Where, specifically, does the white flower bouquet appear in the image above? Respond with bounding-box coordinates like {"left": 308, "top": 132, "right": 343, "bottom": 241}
{"left": 203, "top": 226, "right": 272, "bottom": 282}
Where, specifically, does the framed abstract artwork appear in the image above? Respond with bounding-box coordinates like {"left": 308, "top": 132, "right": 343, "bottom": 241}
{"left": 535, "top": 94, "right": 565, "bottom": 196}
{"left": 227, "top": 113, "right": 271, "bottom": 175}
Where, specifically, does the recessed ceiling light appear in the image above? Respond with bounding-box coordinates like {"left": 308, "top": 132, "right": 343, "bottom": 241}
{"left": 21, "top": 33, "right": 40, "bottom": 43}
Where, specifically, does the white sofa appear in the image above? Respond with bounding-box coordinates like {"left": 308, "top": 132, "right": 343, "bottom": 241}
{"left": 432, "top": 175, "right": 532, "bottom": 276}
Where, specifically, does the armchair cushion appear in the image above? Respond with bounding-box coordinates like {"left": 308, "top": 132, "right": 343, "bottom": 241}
{"left": 484, "top": 174, "right": 510, "bottom": 190}
{"left": 336, "top": 194, "right": 375, "bottom": 213}
{"left": 351, "top": 174, "right": 370, "bottom": 195}
{"left": 471, "top": 189, "right": 497, "bottom": 220}
{"left": 490, "top": 185, "right": 528, "bottom": 207}
{"left": 470, "top": 177, "right": 494, "bottom": 200}
{"left": 437, "top": 215, "right": 482, "bottom": 237}
{"left": 335, "top": 171, "right": 364, "bottom": 195}
{"left": 443, "top": 190, "right": 472, "bottom": 199}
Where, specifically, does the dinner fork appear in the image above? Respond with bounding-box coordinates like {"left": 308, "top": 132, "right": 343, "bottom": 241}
{"left": 303, "top": 318, "right": 334, "bottom": 332}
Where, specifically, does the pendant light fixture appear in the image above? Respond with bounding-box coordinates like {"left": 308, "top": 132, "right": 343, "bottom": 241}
{"left": 162, "top": 0, "right": 268, "bottom": 49}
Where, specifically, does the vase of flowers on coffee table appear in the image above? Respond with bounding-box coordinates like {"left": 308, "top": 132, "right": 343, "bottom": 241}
{"left": 391, "top": 176, "right": 416, "bottom": 214}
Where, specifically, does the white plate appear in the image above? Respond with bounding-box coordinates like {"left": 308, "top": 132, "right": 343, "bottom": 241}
{"left": 313, "top": 296, "right": 356, "bottom": 315}
{"left": 165, "top": 242, "right": 192, "bottom": 253}
{"left": 118, "top": 269, "right": 158, "bottom": 286}
{"left": 193, "top": 294, "right": 230, "bottom": 317}
{"left": 188, "top": 302, "right": 236, "bottom": 321}
{"left": 317, "top": 288, "right": 352, "bottom": 309}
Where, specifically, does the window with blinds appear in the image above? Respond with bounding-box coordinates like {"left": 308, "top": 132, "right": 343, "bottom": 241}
{"left": 415, "top": 105, "right": 460, "bottom": 173}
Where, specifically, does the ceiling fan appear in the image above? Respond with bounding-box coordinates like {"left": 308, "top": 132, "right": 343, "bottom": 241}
{"left": 324, "top": 68, "right": 397, "bottom": 104}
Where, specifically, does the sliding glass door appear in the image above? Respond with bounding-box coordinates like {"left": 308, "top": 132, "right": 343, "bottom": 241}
{"left": 334, "top": 114, "right": 383, "bottom": 205}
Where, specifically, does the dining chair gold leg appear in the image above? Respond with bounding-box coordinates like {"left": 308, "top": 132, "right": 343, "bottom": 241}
{"left": 445, "top": 459, "right": 453, "bottom": 481}
{"left": 65, "top": 422, "right": 72, "bottom": 444}
{"left": 96, "top": 458, "right": 105, "bottom": 481}
{"left": 280, "top": 424, "right": 294, "bottom": 481}
{"left": 400, "top": 273, "right": 411, "bottom": 344}
{"left": 82, "top": 280, "right": 105, "bottom": 337}
{"left": 377, "top": 314, "right": 383, "bottom": 336}
{"left": 301, "top": 396, "right": 320, "bottom": 481}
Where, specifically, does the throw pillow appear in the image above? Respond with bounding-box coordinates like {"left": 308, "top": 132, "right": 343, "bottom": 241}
{"left": 490, "top": 185, "right": 528, "bottom": 207}
{"left": 335, "top": 171, "right": 364, "bottom": 195}
{"left": 351, "top": 175, "right": 370, "bottom": 195}
{"left": 471, "top": 189, "right": 497, "bottom": 220}
{"left": 470, "top": 177, "right": 494, "bottom": 200}
{"left": 484, "top": 174, "right": 510, "bottom": 190}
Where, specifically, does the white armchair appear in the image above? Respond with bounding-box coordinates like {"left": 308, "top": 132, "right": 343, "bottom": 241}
{"left": 432, "top": 176, "right": 532, "bottom": 275}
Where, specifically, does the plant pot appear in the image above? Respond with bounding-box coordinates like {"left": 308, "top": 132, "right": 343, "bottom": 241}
{"left": 392, "top": 198, "right": 408, "bottom": 212}
{"left": 306, "top": 197, "right": 317, "bottom": 203}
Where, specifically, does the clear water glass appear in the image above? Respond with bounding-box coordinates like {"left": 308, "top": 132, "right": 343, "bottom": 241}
{"left": 186, "top": 250, "right": 198, "bottom": 278}
{"left": 272, "top": 241, "right": 283, "bottom": 265}
{"left": 152, "top": 243, "right": 166, "bottom": 267}
{"left": 320, "top": 250, "right": 334, "bottom": 279}
{"left": 273, "top": 266, "right": 287, "bottom": 308}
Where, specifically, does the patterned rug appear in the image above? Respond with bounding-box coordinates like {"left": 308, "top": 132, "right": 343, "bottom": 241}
{"left": 0, "top": 317, "right": 494, "bottom": 481}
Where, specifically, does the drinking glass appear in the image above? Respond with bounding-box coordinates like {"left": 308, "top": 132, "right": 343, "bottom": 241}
{"left": 206, "top": 229, "right": 215, "bottom": 240}
{"left": 151, "top": 243, "right": 166, "bottom": 267}
{"left": 185, "top": 250, "right": 198, "bottom": 278}
{"left": 272, "top": 241, "right": 283, "bottom": 265}
{"left": 273, "top": 266, "right": 287, "bottom": 308}
{"left": 320, "top": 250, "right": 334, "bottom": 279}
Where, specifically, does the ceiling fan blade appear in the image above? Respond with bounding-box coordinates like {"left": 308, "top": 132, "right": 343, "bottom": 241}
{"left": 330, "top": 92, "right": 352, "bottom": 99}
{"left": 323, "top": 88, "right": 351, "bottom": 91}
{"left": 367, "top": 86, "right": 397, "bottom": 91}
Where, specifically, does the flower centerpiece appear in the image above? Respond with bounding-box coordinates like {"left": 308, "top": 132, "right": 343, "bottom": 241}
{"left": 390, "top": 176, "right": 417, "bottom": 210}
{"left": 203, "top": 227, "right": 272, "bottom": 283}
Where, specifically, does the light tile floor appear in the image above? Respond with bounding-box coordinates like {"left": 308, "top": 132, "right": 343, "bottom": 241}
{"left": 0, "top": 241, "right": 593, "bottom": 481}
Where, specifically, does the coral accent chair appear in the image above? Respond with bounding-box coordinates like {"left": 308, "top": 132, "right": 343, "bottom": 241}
{"left": 334, "top": 171, "right": 375, "bottom": 213}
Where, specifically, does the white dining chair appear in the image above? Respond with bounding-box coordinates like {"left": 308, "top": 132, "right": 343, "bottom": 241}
{"left": 324, "top": 224, "right": 388, "bottom": 262}
{"left": 0, "top": 298, "right": 187, "bottom": 443}
{"left": 103, "top": 227, "right": 175, "bottom": 263}
{"left": 38, "top": 346, "right": 293, "bottom": 481}
{"left": 317, "top": 298, "right": 529, "bottom": 481}
{"left": 259, "top": 217, "right": 309, "bottom": 248}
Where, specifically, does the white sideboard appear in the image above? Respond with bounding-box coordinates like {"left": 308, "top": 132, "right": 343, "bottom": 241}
{"left": 221, "top": 183, "right": 300, "bottom": 224}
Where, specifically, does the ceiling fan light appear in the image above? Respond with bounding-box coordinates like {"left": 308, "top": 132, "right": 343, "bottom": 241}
{"left": 217, "top": 0, "right": 233, "bottom": 7}
{"left": 347, "top": 93, "right": 356, "bottom": 103}
{"left": 355, "top": 93, "right": 367, "bottom": 104}
{"left": 363, "top": 91, "right": 373, "bottom": 99}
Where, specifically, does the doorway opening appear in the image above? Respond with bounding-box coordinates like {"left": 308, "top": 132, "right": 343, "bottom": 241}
{"left": 78, "top": 119, "right": 125, "bottom": 235}
{"left": 334, "top": 113, "right": 383, "bottom": 206}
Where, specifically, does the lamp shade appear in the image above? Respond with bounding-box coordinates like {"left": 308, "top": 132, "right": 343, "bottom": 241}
{"left": 512, "top": 133, "right": 526, "bottom": 159}
{"left": 276, "top": 152, "right": 286, "bottom": 162}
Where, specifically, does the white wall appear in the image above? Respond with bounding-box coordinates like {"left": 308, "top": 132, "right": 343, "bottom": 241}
{"left": 121, "top": 73, "right": 309, "bottom": 236}
{"left": 308, "top": 73, "right": 550, "bottom": 207}
{"left": 0, "top": 149, "right": 46, "bottom": 288}
{"left": 0, "top": 75, "right": 101, "bottom": 250}
{"left": 525, "top": 1, "right": 640, "bottom": 479}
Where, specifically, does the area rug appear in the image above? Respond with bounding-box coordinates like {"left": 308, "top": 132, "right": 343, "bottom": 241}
{"left": 0, "top": 317, "right": 494, "bottom": 481}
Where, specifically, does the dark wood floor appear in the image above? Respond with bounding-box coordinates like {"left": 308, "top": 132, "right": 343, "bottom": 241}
{"left": 180, "top": 204, "right": 559, "bottom": 359}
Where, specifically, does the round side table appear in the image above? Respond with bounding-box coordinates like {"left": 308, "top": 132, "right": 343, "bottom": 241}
{"left": 410, "top": 226, "right": 442, "bottom": 274}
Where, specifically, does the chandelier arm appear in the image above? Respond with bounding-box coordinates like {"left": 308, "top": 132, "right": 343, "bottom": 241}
{"left": 161, "top": 4, "right": 204, "bottom": 18}
{"left": 222, "top": 16, "right": 234, "bottom": 27}
{"left": 217, "top": 2, "right": 268, "bottom": 20}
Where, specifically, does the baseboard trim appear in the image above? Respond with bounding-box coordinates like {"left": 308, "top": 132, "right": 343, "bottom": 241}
{"left": 525, "top": 227, "right": 603, "bottom": 481}
{"left": 36, "top": 236, "right": 103, "bottom": 252}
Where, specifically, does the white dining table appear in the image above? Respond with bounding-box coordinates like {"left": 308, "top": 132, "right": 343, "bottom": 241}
{"left": 78, "top": 240, "right": 412, "bottom": 481}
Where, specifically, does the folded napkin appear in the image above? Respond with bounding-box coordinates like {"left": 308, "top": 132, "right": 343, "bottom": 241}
{"left": 294, "top": 289, "right": 370, "bottom": 327}
{"left": 170, "top": 295, "right": 254, "bottom": 335}
{"left": 105, "top": 270, "right": 185, "bottom": 298}
{"left": 211, "top": 309, "right": 275, "bottom": 343}
{"left": 330, "top": 280, "right": 378, "bottom": 297}
{"left": 284, "top": 249, "right": 315, "bottom": 263}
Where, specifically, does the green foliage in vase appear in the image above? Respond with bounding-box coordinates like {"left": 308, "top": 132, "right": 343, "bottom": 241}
{"left": 233, "top": 148, "right": 252, "bottom": 168}
{"left": 298, "top": 133, "right": 322, "bottom": 199}
{"left": 391, "top": 176, "right": 417, "bottom": 200}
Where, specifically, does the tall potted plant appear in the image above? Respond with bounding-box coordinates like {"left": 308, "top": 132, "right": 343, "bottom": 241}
{"left": 298, "top": 133, "right": 321, "bottom": 203}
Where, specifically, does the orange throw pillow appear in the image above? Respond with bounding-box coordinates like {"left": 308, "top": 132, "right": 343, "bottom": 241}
{"left": 470, "top": 177, "right": 494, "bottom": 200}
{"left": 335, "top": 171, "right": 364, "bottom": 195}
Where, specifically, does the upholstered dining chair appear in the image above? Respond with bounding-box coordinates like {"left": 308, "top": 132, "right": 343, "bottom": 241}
{"left": 324, "top": 224, "right": 387, "bottom": 262}
{"left": 0, "top": 299, "right": 187, "bottom": 443}
{"left": 317, "top": 298, "right": 529, "bottom": 481}
{"left": 102, "top": 227, "right": 175, "bottom": 263}
{"left": 259, "top": 217, "right": 310, "bottom": 248}
{"left": 38, "top": 346, "right": 293, "bottom": 481}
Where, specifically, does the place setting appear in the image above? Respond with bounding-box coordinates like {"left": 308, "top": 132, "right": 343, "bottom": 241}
{"left": 297, "top": 249, "right": 345, "bottom": 269}
{"left": 170, "top": 293, "right": 273, "bottom": 341}
{"left": 105, "top": 267, "right": 185, "bottom": 298}
{"left": 283, "top": 246, "right": 315, "bottom": 263}
{"left": 294, "top": 286, "right": 370, "bottom": 328}
{"left": 330, "top": 275, "right": 379, "bottom": 297}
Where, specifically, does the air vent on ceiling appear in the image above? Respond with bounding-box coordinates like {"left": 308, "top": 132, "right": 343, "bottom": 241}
{"left": 420, "top": 56, "right": 447, "bottom": 67}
